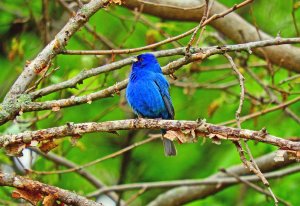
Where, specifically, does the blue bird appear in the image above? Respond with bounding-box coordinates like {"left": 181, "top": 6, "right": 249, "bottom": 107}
{"left": 126, "top": 53, "right": 177, "bottom": 156}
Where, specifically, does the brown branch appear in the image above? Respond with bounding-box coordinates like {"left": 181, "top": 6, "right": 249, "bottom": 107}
{"left": 242, "top": 61, "right": 300, "bottom": 124}
{"left": 4, "top": 0, "right": 110, "bottom": 99}
{"left": 44, "top": 37, "right": 300, "bottom": 96}
{"left": 190, "top": 62, "right": 267, "bottom": 72}
{"left": 224, "top": 53, "right": 278, "bottom": 205}
{"left": 87, "top": 164, "right": 300, "bottom": 196}
{"left": 0, "top": 172, "right": 102, "bottom": 206}
{"left": 28, "top": 135, "right": 159, "bottom": 175}
{"left": 41, "top": 0, "right": 50, "bottom": 45}
{"left": 223, "top": 53, "right": 245, "bottom": 128}
{"left": 221, "top": 169, "right": 290, "bottom": 206}
{"left": 123, "top": 0, "right": 300, "bottom": 73}
{"left": 57, "top": 0, "right": 121, "bottom": 53}
{"left": 0, "top": 0, "right": 112, "bottom": 125}
{"left": 1, "top": 38, "right": 300, "bottom": 125}
{"left": 292, "top": 0, "right": 300, "bottom": 37}
{"left": 147, "top": 151, "right": 295, "bottom": 206}
{"left": 1, "top": 119, "right": 300, "bottom": 153}
{"left": 185, "top": 0, "right": 210, "bottom": 54}
{"left": 170, "top": 80, "right": 238, "bottom": 90}
{"left": 21, "top": 37, "right": 300, "bottom": 113}
{"left": 31, "top": 148, "right": 122, "bottom": 204}
{"left": 220, "top": 95, "right": 300, "bottom": 126}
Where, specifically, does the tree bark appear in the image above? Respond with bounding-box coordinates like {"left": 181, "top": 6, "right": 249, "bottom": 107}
{"left": 123, "top": 0, "right": 300, "bottom": 73}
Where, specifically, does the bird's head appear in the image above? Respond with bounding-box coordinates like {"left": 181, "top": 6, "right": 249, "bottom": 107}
{"left": 131, "top": 53, "right": 162, "bottom": 73}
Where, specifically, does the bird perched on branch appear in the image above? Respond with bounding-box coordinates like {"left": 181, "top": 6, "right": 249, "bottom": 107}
{"left": 126, "top": 53, "right": 177, "bottom": 156}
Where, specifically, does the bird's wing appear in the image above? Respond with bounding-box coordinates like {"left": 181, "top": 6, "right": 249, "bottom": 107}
{"left": 153, "top": 73, "right": 174, "bottom": 119}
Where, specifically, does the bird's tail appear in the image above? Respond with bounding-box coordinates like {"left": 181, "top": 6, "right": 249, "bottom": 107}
{"left": 161, "top": 129, "right": 177, "bottom": 156}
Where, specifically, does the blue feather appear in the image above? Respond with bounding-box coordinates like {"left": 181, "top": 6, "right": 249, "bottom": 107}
{"left": 126, "top": 53, "right": 177, "bottom": 156}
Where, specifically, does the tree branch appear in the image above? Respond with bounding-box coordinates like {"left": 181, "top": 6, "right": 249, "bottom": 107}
{"left": 0, "top": 172, "right": 102, "bottom": 206}
{"left": 32, "top": 148, "right": 122, "bottom": 204}
{"left": 123, "top": 0, "right": 300, "bottom": 73}
{"left": 88, "top": 164, "right": 300, "bottom": 196}
{"left": 147, "top": 150, "right": 295, "bottom": 206}
{"left": 1, "top": 119, "right": 299, "bottom": 153}
{"left": 5, "top": 0, "right": 110, "bottom": 99}
{"left": 0, "top": 0, "right": 111, "bottom": 125}
{"left": 0, "top": 37, "right": 298, "bottom": 126}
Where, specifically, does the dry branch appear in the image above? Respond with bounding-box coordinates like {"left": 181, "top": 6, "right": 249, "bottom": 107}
{"left": 147, "top": 151, "right": 296, "bottom": 206}
{"left": 32, "top": 148, "right": 122, "bottom": 204}
{"left": 0, "top": 172, "right": 101, "bottom": 206}
{"left": 1, "top": 119, "right": 299, "bottom": 153}
{"left": 88, "top": 164, "right": 300, "bottom": 196}
{"left": 0, "top": 38, "right": 298, "bottom": 126}
{"left": 5, "top": 0, "right": 110, "bottom": 99}
{"left": 0, "top": 0, "right": 111, "bottom": 125}
{"left": 124, "top": 0, "right": 300, "bottom": 73}
{"left": 23, "top": 37, "right": 300, "bottom": 112}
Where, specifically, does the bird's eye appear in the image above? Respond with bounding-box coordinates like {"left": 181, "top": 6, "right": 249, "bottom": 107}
{"left": 138, "top": 57, "right": 143, "bottom": 62}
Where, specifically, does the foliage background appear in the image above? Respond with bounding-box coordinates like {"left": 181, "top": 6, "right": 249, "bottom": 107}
{"left": 0, "top": 0, "right": 299, "bottom": 205}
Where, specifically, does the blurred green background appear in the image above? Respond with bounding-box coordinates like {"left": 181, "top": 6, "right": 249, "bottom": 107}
{"left": 0, "top": 0, "right": 299, "bottom": 205}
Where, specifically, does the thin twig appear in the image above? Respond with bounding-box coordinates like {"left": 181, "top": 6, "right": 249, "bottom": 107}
{"left": 125, "top": 187, "right": 147, "bottom": 205}
{"left": 28, "top": 135, "right": 160, "bottom": 175}
{"left": 223, "top": 53, "right": 245, "bottom": 128}
{"left": 292, "top": 0, "right": 300, "bottom": 36}
{"left": 31, "top": 148, "right": 122, "bottom": 204}
{"left": 224, "top": 52, "right": 278, "bottom": 205}
{"left": 87, "top": 164, "right": 300, "bottom": 196}
{"left": 220, "top": 96, "right": 300, "bottom": 125}
{"left": 221, "top": 169, "right": 289, "bottom": 206}
{"left": 185, "top": 0, "right": 210, "bottom": 54}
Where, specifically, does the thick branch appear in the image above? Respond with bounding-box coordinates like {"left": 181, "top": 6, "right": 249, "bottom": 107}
{"left": 147, "top": 151, "right": 295, "bottom": 206}
{"left": 0, "top": 0, "right": 110, "bottom": 126}
{"left": 1, "top": 38, "right": 299, "bottom": 124}
{"left": 0, "top": 172, "right": 101, "bottom": 206}
{"left": 21, "top": 38, "right": 300, "bottom": 113}
{"left": 5, "top": 0, "right": 109, "bottom": 99}
{"left": 123, "top": 0, "right": 300, "bottom": 73}
{"left": 32, "top": 148, "right": 123, "bottom": 205}
{"left": 1, "top": 119, "right": 299, "bottom": 151}
{"left": 0, "top": 38, "right": 297, "bottom": 126}
{"left": 89, "top": 164, "right": 300, "bottom": 195}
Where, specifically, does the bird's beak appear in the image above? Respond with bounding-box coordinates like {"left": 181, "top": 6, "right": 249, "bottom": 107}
{"left": 132, "top": 57, "right": 138, "bottom": 63}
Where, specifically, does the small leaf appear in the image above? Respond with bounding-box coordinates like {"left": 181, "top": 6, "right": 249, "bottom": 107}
{"left": 43, "top": 195, "right": 56, "bottom": 206}
{"left": 164, "top": 130, "right": 180, "bottom": 141}
{"left": 165, "top": 129, "right": 197, "bottom": 143}
{"left": 39, "top": 141, "right": 58, "bottom": 153}
{"left": 146, "top": 30, "right": 159, "bottom": 45}
{"left": 71, "top": 134, "right": 82, "bottom": 146}
{"left": 208, "top": 134, "right": 223, "bottom": 145}
{"left": 5, "top": 143, "right": 26, "bottom": 157}
{"left": 12, "top": 189, "right": 43, "bottom": 205}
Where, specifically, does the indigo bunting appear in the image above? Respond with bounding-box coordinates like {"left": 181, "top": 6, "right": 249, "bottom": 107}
{"left": 126, "top": 53, "right": 177, "bottom": 156}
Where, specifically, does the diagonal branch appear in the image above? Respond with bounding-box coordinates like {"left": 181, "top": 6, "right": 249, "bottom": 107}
{"left": 147, "top": 150, "right": 295, "bottom": 206}
{"left": 4, "top": 0, "right": 110, "bottom": 99}
{"left": 1, "top": 38, "right": 300, "bottom": 124}
{"left": 0, "top": 0, "right": 111, "bottom": 126}
{"left": 123, "top": 0, "right": 300, "bottom": 73}
{"left": 32, "top": 148, "right": 122, "bottom": 204}
{"left": 0, "top": 172, "right": 102, "bottom": 206}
